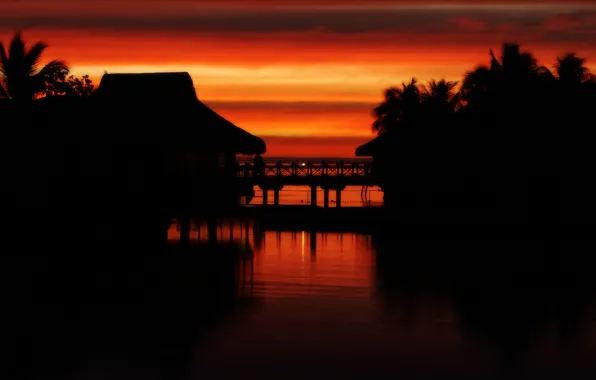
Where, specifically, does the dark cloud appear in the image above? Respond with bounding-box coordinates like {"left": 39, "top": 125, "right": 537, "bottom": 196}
{"left": 543, "top": 14, "right": 582, "bottom": 31}
{"left": 0, "top": 7, "right": 593, "bottom": 36}
{"left": 449, "top": 17, "right": 488, "bottom": 32}
{"left": 0, "top": 10, "right": 466, "bottom": 33}
{"left": 0, "top": 5, "right": 595, "bottom": 49}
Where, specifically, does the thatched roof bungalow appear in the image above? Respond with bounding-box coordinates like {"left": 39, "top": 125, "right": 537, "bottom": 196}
{"left": 88, "top": 72, "right": 265, "bottom": 211}
{"left": 92, "top": 72, "right": 266, "bottom": 155}
{"left": 355, "top": 132, "right": 398, "bottom": 157}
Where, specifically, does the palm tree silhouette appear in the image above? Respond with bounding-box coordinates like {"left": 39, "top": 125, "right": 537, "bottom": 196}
{"left": 460, "top": 66, "right": 493, "bottom": 107}
{"left": 460, "top": 43, "right": 553, "bottom": 109}
{"left": 421, "top": 79, "right": 460, "bottom": 115}
{"left": 372, "top": 78, "right": 421, "bottom": 135}
{"left": 0, "top": 32, "right": 68, "bottom": 100}
{"left": 555, "top": 53, "right": 592, "bottom": 87}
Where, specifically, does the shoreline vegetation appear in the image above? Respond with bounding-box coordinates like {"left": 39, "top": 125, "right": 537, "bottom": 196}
{"left": 362, "top": 43, "right": 596, "bottom": 226}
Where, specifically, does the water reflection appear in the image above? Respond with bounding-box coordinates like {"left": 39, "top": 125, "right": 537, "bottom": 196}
{"left": 189, "top": 222, "right": 596, "bottom": 379}
{"left": 3, "top": 217, "right": 256, "bottom": 380}
{"left": 5, "top": 217, "right": 596, "bottom": 379}
{"left": 372, "top": 235, "right": 596, "bottom": 379}
{"left": 252, "top": 230, "right": 372, "bottom": 300}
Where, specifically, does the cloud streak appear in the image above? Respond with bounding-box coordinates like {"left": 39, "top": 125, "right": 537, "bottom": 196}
{"left": 1, "top": 3, "right": 596, "bottom": 42}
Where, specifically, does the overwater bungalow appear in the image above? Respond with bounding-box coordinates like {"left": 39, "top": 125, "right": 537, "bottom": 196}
{"left": 91, "top": 72, "right": 265, "bottom": 213}
{"left": 354, "top": 130, "right": 530, "bottom": 224}
{"left": 1, "top": 72, "right": 265, "bottom": 216}
{"left": 355, "top": 132, "right": 400, "bottom": 208}
{"left": 355, "top": 134, "right": 394, "bottom": 158}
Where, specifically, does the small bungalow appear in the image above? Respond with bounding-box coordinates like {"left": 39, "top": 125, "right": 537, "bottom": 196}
{"left": 355, "top": 132, "right": 400, "bottom": 206}
{"left": 355, "top": 128, "right": 532, "bottom": 224}
{"left": 89, "top": 72, "right": 266, "bottom": 213}
{"left": 355, "top": 132, "right": 398, "bottom": 158}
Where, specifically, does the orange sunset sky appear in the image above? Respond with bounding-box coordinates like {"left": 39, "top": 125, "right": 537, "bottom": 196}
{"left": 2, "top": 0, "right": 596, "bottom": 156}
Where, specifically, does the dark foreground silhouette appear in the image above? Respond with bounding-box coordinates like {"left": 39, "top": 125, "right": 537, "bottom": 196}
{"left": 2, "top": 215, "right": 255, "bottom": 380}
{"left": 359, "top": 43, "right": 596, "bottom": 227}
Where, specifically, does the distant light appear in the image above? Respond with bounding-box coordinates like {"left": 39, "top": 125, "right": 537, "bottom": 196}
{"left": 301, "top": 162, "right": 306, "bottom": 166}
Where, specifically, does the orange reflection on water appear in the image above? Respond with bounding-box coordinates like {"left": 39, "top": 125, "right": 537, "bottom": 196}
{"left": 167, "top": 218, "right": 373, "bottom": 299}
{"left": 167, "top": 218, "right": 255, "bottom": 244}
{"left": 252, "top": 231, "right": 373, "bottom": 300}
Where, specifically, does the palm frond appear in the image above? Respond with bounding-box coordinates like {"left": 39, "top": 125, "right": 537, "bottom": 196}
{"left": 372, "top": 118, "right": 384, "bottom": 134}
{"left": 489, "top": 49, "right": 501, "bottom": 73}
{"left": 35, "top": 59, "right": 69, "bottom": 79}
{"left": 8, "top": 32, "right": 26, "bottom": 63}
{"left": 555, "top": 53, "right": 590, "bottom": 83}
{"left": 0, "top": 41, "right": 8, "bottom": 76}
{"left": 24, "top": 41, "right": 48, "bottom": 75}
{"left": 0, "top": 81, "right": 8, "bottom": 98}
{"left": 32, "top": 60, "right": 69, "bottom": 96}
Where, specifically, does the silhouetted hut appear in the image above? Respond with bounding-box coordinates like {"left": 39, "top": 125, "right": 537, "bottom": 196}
{"left": 354, "top": 128, "right": 530, "bottom": 223}
{"left": 356, "top": 135, "right": 389, "bottom": 158}
{"left": 88, "top": 72, "right": 266, "bottom": 213}
{"left": 355, "top": 134, "right": 398, "bottom": 206}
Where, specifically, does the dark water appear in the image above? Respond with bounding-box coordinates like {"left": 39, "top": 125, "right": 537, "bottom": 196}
{"left": 4, "top": 218, "right": 596, "bottom": 379}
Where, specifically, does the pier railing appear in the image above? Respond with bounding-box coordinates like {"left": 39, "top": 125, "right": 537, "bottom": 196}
{"left": 237, "top": 160, "right": 372, "bottom": 178}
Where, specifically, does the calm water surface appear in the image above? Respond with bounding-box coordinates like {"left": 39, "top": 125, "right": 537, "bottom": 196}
{"left": 166, "top": 220, "right": 596, "bottom": 380}
{"left": 6, "top": 219, "right": 596, "bottom": 380}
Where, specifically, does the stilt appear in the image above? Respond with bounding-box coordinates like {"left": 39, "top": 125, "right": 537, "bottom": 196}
{"left": 273, "top": 188, "right": 280, "bottom": 206}
{"left": 207, "top": 217, "right": 217, "bottom": 244}
{"left": 229, "top": 219, "right": 234, "bottom": 242}
{"left": 180, "top": 216, "right": 190, "bottom": 245}
{"left": 310, "top": 231, "right": 317, "bottom": 260}
{"left": 336, "top": 188, "right": 342, "bottom": 208}
{"left": 323, "top": 188, "right": 329, "bottom": 208}
{"left": 244, "top": 219, "right": 250, "bottom": 250}
{"left": 310, "top": 185, "right": 318, "bottom": 207}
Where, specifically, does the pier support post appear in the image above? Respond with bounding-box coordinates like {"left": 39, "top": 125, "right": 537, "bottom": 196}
{"left": 244, "top": 218, "right": 250, "bottom": 250}
{"left": 310, "top": 231, "right": 317, "bottom": 262}
{"left": 323, "top": 188, "right": 329, "bottom": 208}
{"left": 273, "top": 188, "right": 280, "bottom": 206}
{"left": 310, "top": 185, "right": 318, "bottom": 207}
{"left": 229, "top": 219, "right": 234, "bottom": 242}
{"left": 262, "top": 188, "right": 268, "bottom": 206}
{"left": 180, "top": 216, "right": 191, "bottom": 245}
{"left": 336, "top": 188, "right": 342, "bottom": 208}
{"left": 207, "top": 217, "right": 218, "bottom": 244}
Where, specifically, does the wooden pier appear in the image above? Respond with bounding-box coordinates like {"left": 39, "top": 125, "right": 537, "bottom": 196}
{"left": 237, "top": 160, "right": 380, "bottom": 208}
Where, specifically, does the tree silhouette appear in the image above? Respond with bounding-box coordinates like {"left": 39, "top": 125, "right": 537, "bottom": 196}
{"left": 364, "top": 42, "right": 596, "bottom": 223}
{"left": 372, "top": 78, "right": 421, "bottom": 134}
{"left": 0, "top": 32, "right": 68, "bottom": 100}
{"left": 554, "top": 53, "right": 590, "bottom": 87}
{"left": 421, "top": 79, "right": 460, "bottom": 116}
{"left": 460, "top": 43, "right": 553, "bottom": 113}
{"left": 44, "top": 71, "right": 96, "bottom": 98}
